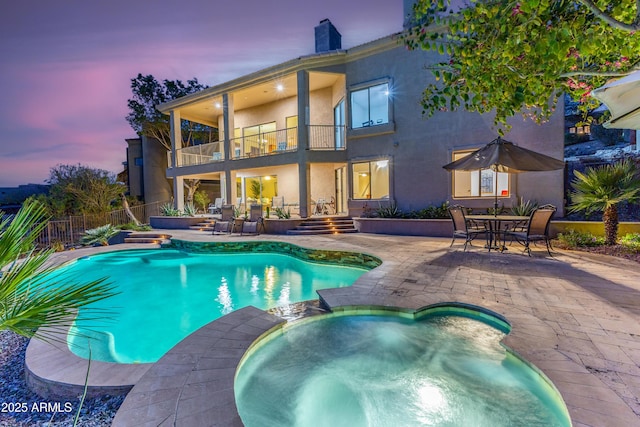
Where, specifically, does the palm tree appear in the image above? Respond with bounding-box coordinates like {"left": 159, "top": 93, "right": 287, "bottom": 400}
{"left": 0, "top": 200, "right": 117, "bottom": 342}
{"left": 570, "top": 160, "right": 640, "bottom": 245}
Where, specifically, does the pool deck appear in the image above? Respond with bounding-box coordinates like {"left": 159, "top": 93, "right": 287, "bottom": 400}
{"left": 31, "top": 231, "right": 640, "bottom": 426}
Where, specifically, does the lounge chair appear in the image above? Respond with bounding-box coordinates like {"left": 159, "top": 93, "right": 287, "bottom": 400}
{"left": 448, "top": 205, "right": 488, "bottom": 251}
{"left": 504, "top": 205, "right": 556, "bottom": 256}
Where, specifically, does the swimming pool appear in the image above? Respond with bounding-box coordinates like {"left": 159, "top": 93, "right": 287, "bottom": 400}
{"left": 59, "top": 247, "right": 371, "bottom": 363}
{"left": 235, "top": 310, "right": 571, "bottom": 427}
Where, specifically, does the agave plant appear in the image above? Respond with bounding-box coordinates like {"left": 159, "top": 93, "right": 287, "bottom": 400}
{"left": 81, "top": 224, "right": 119, "bottom": 246}
{"left": 570, "top": 160, "right": 640, "bottom": 245}
{"left": 0, "top": 200, "right": 117, "bottom": 342}
{"left": 183, "top": 203, "right": 198, "bottom": 217}
{"left": 510, "top": 197, "right": 538, "bottom": 217}
{"left": 160, "top": 203, "right": 182, "bottom": 216}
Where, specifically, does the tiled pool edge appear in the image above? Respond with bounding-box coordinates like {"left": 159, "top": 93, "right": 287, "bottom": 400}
{"left": 167, "top": 239, "right": 382, "bottom": 269}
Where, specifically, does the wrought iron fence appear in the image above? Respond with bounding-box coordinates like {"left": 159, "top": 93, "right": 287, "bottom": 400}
{"left": 35, "top": 200, "right": 166, "bottom": 249}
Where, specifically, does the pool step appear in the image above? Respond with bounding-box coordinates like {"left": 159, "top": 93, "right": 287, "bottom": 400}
{"left": 286, "top": 217, "right": 357, "bottom": 235}
{"left": 124, "top": 232, "right": 172, "bottom": 244}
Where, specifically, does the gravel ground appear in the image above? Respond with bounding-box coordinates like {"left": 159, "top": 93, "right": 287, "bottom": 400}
{"left": 0, "top": 331, "right": 124, "bottom": 427}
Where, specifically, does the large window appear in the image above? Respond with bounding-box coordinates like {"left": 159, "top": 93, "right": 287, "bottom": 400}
{"left": 451, "top": 151, "right": 509, "bottom": 198}
{"left": 352, "top": 160, "right": 389, "bottom": 200}
{"left": 350, "top": 83, "right": 389, "bottom": 129}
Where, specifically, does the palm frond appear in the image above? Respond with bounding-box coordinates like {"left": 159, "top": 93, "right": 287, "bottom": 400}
{"left": 1, "top": 200, "right": 119, "bottom": 342}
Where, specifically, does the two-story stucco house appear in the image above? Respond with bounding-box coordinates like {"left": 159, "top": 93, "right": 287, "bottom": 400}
{"left": 153, "top": 5, "right": 564, "bottom": 219}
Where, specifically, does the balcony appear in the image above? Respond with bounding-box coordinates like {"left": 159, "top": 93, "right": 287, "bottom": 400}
{"left": 169, "top": 125, "right": 345, "bottom": 168}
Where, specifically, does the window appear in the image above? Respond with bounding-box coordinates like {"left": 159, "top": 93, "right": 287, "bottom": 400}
{"left": 451, "top": 151, "right": 509, "bottom": 198}
{"left": 350, "top": 83, "right": 389, "bottom": 129}
{"left": 334, "top": 99, "right": 345, "bottom": 148}
{"left": 352, "top": 160, "right": 389, "bottom": 200}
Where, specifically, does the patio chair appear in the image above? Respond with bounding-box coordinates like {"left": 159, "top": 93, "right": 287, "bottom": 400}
{"left": 504, "top": 205, "right": 556, "bottom": 256}
{"left": 212, "top": 220, "right": 230, "bottom": 235}
{"left": 241, "top": 204, "right": 265, "bottom": 235}
{"left": 208, "top": 197, "right": 223, "bottom": 214}
{"left": 448, "top": 205, "right": 488, "bottom": 251}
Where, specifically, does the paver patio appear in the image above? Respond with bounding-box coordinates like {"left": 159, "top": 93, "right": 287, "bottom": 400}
{"left": 42, "top": 230, "right": 640, "bottom": 426}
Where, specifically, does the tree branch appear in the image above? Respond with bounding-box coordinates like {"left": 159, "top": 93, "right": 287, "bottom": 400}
{"left": 578, "top": 0, "right": 640, "bottom": 31}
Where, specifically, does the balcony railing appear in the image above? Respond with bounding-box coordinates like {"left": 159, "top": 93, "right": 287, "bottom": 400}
{"left": 231, "top": 127, "right": 297, "bottom": 159}
{"left": 169, "top": 125, "right": 346, "bottom": 168}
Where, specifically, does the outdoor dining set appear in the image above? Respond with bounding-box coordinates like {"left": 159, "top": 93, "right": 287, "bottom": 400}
{"left": 448, "top": 204, "right": 556, "bottom": 256}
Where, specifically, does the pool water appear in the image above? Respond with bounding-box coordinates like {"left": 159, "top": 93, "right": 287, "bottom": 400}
{"left": 61, "top": 249, "right": 367, "bottom": 363}
{"left": 235, "top": 314, "right": 571, "bottom": 427}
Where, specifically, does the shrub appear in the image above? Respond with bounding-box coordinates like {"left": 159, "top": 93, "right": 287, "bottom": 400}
{"left": 620, "top": 233, "right": 640, "bottom": 253}
{"left": 407, "top": 201, "right": 450, "bottom": 219}
{"left": 118, "top": 222, "right": 152, "bottom": 231}
{"left": 555, "top": 229, "right": 605, "bottom": 249}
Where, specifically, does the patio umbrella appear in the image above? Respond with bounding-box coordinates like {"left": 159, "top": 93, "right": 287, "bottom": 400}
{"left": 592, "top": 70, "right": 640, "bottom": 130}
{"left": 443, "top": 137, "right": 565, "bottom": 214}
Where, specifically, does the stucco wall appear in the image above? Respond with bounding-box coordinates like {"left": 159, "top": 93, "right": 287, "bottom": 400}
{"left": 141, "top": 136, "right": 172, "bottom": 204}
{"left": 343, "top": 43, "right": 565, "bottom": 216}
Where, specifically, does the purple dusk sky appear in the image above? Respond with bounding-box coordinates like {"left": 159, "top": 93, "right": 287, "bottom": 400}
{"left": 0, "top": 0, "right": 403, "bottom": 187}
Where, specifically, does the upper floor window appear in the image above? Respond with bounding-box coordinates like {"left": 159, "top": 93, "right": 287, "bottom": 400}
{"left": 350, "top": 83, "right": 389, "bottom": 129}
{"left": 451, "top": 150, "right": 509, "bottom": 198}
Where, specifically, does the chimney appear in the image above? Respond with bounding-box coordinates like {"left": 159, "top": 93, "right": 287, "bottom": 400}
{"left": 314, "top": 19, "right": 341, "bottom": 53}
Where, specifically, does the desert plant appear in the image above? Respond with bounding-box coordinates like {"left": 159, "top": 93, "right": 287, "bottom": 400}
{"left": 160, "top": 203, "right": 181, "bottom": 216}
{"left": 555, "top": 229, "right": 605, "bottom": 249}
{"left": 183, "top": 203, "right": 197, "bottom": 217}
{"left": 273, "top": 207, "right": 291, "bottom": 219}
{"left": 0, "top": 200, "right": 117, "bottom": 342}
{"left": 376, "top": 203, "right": 402, "bottom": 218}
{"left": 81, "top": 224, "right": 119, "bottom": 246}
{"left": 511, "top": 198, "right": 538, "bottom": 217}
{"left": 570, "top": 160, "right": 640, "bottom": 245}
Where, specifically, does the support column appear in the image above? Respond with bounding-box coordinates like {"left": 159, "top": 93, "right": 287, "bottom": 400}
{"left": 296, "top": 70, "right": 310, "bottom": 217}
{"left": 222, "top": 93, "right": 235, "bottom": 205}
{"left": 169, "top": 110, "right": 184, "bottom": 211}
{"left": 298, "top": 163, "right": 311, "bottom": 218}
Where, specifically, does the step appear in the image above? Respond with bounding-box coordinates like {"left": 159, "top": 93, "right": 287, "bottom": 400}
{"left": 286, "top": 216, "right": 357, "bottom": 235}
{"left": 286, "top": 228, "right": 358, "bottom": 235}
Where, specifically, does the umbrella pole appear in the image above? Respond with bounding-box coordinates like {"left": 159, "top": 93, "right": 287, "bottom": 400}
{"left": 494, "top": 169, "right": 498, "bottom": 216}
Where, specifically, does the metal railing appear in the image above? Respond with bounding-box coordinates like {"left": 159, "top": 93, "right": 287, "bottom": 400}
{"left": 170, "top": 141, "right": 224, "bottom": 167}
{"left": 309, "top": 124, "right": 345, "bottom": 150}
{"left": 35, "top": 200, "right": 167, "bottom": 249}
{"left": 169, "top": 125, "right": 346, "bottom": 167}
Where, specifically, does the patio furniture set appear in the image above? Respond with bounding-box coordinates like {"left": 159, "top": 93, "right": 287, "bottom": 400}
{"left": 448, "top": 205, "right": 556, "bottom": 256}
